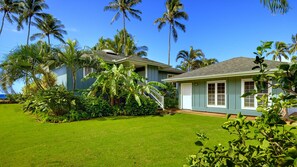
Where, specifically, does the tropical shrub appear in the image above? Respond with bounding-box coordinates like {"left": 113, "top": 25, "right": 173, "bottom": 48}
{"left": 164, "top": 96, "right": 178, "bottom": 109}
{"left": 184, "top": 41, "right": 297, "bottom": 167}
{"left": 22, "top": 85, "right": 112, "bottom": 122}
{"left": 161, "top": 82, "right": 178, "bottom": 109}
{"left": 123, "top": 98, "right": 158, "bottom": 116}
{"left": 85, "top": 59, "right": 164, "bottom": 115}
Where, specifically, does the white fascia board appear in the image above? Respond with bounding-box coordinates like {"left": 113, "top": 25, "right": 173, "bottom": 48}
{"left": 162, "top": 69, "right": 278, "bottom": 82}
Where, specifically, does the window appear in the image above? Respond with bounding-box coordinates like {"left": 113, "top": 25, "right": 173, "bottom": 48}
{"left": 83, "top": 67, "right": 94, "bottom": 77}
{"left": 207, "top": 81, "right": 226, "bottom": 108}
{"left": 241, "top": 79, "right": 271, "bottom": 110}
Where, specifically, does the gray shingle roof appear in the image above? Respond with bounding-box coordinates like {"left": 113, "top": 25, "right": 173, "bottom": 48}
{"left": 164, "top": 57, "right": 284, "bottom": 82}
{"left": 86, "top": 51, "right": 183, "bottom": 74}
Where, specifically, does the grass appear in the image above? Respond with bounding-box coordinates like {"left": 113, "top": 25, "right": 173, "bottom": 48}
{"left": 0, "top": 104, "right": 233, "bottom": 167}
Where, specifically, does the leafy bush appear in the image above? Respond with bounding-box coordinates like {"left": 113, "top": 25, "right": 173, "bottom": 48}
{"left": 122, "top": 98, "right": 158, "bottom": 116}
{"left": 6, "top": 94, "right": 24, "bottom": 103}
{"left": 164, "top": 97, "right": 178, "bottom": 109}
{"left": 22, "top": 85, "right": 112, "bottom": 122}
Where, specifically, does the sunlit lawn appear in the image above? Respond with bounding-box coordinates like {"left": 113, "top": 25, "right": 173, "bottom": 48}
{"left": 0, "top": 104, "right": 232, "bottom": 167}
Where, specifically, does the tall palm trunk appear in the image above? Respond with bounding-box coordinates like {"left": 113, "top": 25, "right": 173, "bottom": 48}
{"left": 0, "top": 12, "right": 7, "bottom": 35}
{"left": 26, "top": 16, "right": 32, "bottom": 45}
{"left": 123, "top": 14, "right": 126, "bottom": 55}
{"left": 168, "top": 25, "right": 171, "bottom": 65}
{"left": 47, "top": 35, "right": 51, "bottom": 46}
{"left": 72, "top": 70, "right": 76, "bottom": 91}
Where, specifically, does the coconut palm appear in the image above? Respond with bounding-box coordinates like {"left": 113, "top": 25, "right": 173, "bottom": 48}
{"left": 289, "top": 34, "right": 297, "bottom": 55}
{"left": 0, "top": 0, "right": 20, "bottom": 35}
{"left": 57, "top": 39, "right": 83, "bottom": 90}
{"left": 198, "top": 58, "right": 218, "bottom": 68}
{"left": 17, "top": 0, "right": 48, "bottom": 45}
{"left": 154, "top": 0, "right": 188, "bottom": 65}
{"left": 104, "top": 0, "right": 142, "bottom": 48}
{"left": 176, "top": 46, "right": 204, "bottom": 72}
{"left": 94, "top": 29, "right": 148, "bottom": 57}
{"left": 30, "top": 14, "right": 67, "bottom": 45}
{"left": 260, "top": 0, "right": 289, "bottom": 14}
{"left": 267, "top": 41, "right": 289, "bottom": 62}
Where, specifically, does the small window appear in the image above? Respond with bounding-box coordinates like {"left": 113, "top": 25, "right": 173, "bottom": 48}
{"left": 207, "top": 81, "right": 226, "bottom": 108}
{"left": 241, "top": 79, "right": 271, "bottom": 110}
{"left": 243, "top": 81, "right": 255, "bottom": 108}
{"left": 83, "top": 67, "right": 93, "bottom": 77}
{"left": 208, "top": 83, "right": 216, "bottom": 105}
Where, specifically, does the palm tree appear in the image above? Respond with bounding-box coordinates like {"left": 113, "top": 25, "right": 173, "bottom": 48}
{"left": 0, "top": 0, "right": 20, "bottom": 35}
{"left": 267, "top": 41, "right": 289, "bottom": 62}
{"left": 0, "top": 42, "right": 54, "bottom": 92}
{"left": 57, "top": 39, "right": 83, "bottom": 90}
{"left": 30, "top": 14, "right": 67, "bottom": 45}
{"left": 17, "top": 0, "right": 48, "bottom": 45}
{"left": 195, "top": 58, "right": 218, "bottom": 68}
{"left": 104, "top": 0, "right": 142, "bottom": 48}
{"left": 289, "top": 34, "right": 297, "bottom": 55}
{"left": 94, "top": 29, "right": 148, "bottom": 57}
{"left": 176, "top": 46, "right": 204, "bottom": 72}
{"left": 154, "top": 0, "right": 188, "bottom": 65}
{"left": 260, "top": 0, "right": 289, "bottom": 14}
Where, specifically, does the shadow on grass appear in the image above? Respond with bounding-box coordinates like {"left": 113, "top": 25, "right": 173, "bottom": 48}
{"left": 95, "top": 112, "right": 177, "bottom": 122}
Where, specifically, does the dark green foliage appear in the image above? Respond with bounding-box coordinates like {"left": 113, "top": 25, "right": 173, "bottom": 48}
{"left": 164, "top": 97, "right": 178, "bottom": 109}
{"left": 123, "top": 98, "right": 158, "bottom": 116}
{"left": 22, "top": 85, "right": 112, "bottom": 122}
{"left": 161, "top": 82, "right": 178, "bottom": 109}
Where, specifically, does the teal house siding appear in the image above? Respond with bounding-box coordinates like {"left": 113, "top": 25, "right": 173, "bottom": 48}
{"left": 64, "top": 67, "right": 96, "bottom": 91}
{"left": 158, "top": 72, "right": 168, "bottom": 82}
{"left": 147, "top": 65, "right": 159, "bottom": 82}
{"left": 188, "top": 76, "right": 266, "bottom": 116}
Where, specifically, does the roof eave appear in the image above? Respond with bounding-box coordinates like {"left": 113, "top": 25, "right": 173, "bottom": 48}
{"left": 162, "top": 69, "right": 278, "bottom": 82}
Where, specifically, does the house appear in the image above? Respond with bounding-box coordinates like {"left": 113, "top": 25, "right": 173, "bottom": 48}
{"left": 163, "top": 57, "right": 283, "bottom": 116}
{"left": 52, "top": 50, "right": 183, "bottom": 90}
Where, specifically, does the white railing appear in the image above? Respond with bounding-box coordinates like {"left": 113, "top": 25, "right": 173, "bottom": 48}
{"left": 149, "top": 89, "right": 164, "bottom": 110}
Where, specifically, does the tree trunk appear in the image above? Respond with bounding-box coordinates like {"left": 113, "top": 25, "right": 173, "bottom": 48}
{"left": 110, "top": 95, "right": 114, "bottom": 106}
{"left": 72, "top": 70, "right": 76, "bottom": 91}
{"left": 168, "top": 25, "right": 172, "bottom": 65}
{"left": 0, "top": 12, "right": 6, "bottom": 35}
{"left": 123, "top": 14, "right": 126, "bottom": 55}
{"left": 47, "top": 35, "right": 51, "bottom": 46}
{"left": 27, "top": 17, "right": 32, "bottom": 45}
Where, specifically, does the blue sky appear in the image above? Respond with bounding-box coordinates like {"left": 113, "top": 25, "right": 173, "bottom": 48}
{"left": 1, "top": 0, "right": 297, "bottom": 92}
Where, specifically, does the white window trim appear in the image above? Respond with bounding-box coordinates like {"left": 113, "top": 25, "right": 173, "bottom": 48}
{"left": 206, "top": 80, "right": 227, "bottom": 108}
{"left": 241, "top": 78, "right": 272, "bottom": 110}
{"left": 83, "top": 67, "right": 94, "bottom": 77}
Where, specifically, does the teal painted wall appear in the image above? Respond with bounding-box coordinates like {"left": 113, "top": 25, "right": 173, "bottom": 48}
{"left": 147, "top": 65, "right": 159, "bottom": 82}
{"left": 66, "top": 67, "right": 95, "bottom": 91}
{"left": 181, "top": 76, "right": 278, "bottom": 116}
{"left": 158, "top": 72, "right": 168, "bottom": 82}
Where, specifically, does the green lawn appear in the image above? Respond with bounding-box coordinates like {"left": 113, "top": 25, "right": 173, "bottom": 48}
{"left": 0, "top": 104, "right": 231, "bottom": 167}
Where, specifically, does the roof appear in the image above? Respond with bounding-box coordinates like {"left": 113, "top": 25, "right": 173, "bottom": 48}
{"left": 163, "top": 57, "right": 284, "bottom": 82}
{"left": 84, "top": 51, "right": 183, "bottom": 74}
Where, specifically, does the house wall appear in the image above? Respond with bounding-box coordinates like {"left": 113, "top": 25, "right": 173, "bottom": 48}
{"left": 180, "top": 76, "right": 282, "bottom": 116}
{"left": 52, "top": 66, "right": 67, "bottom": 87}
{"left": 147, "top": 65, "right": 159, "bottom": 82}
{"left": 158, "top": 72, "right": 169, "bottom": 82}
{"left": 61, "top": 67, "right": 95, "bottom": 91}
